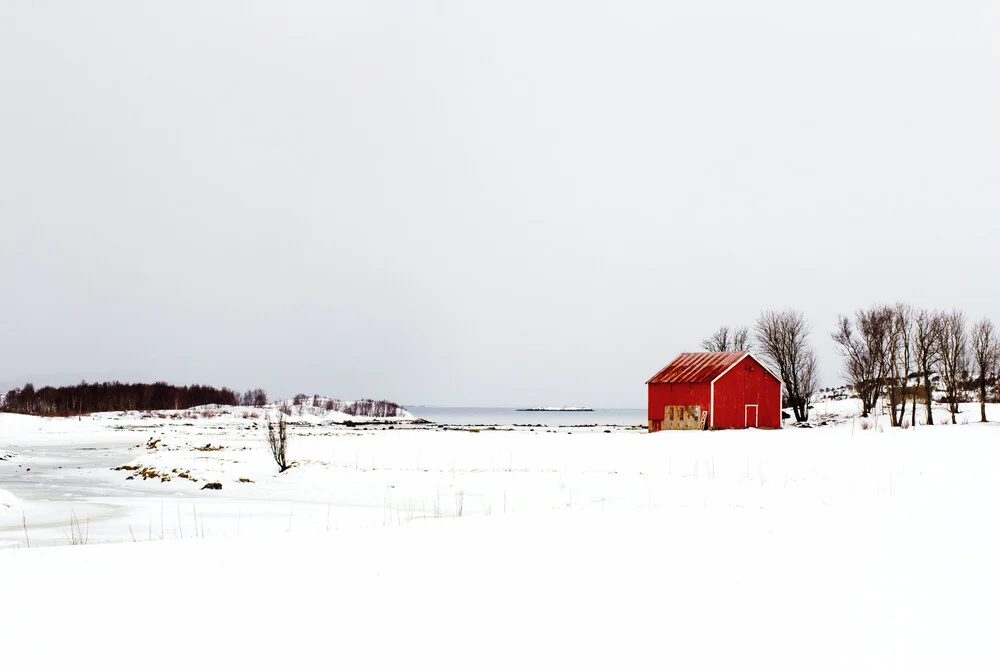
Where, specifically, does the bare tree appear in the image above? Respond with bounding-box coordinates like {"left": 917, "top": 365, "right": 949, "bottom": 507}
{"left": 733, "top": 326, "right": 752, "bottom": 352}
{"left": 702, "top": 325, "right": 753, "bottom": 352}
{"left": 971, "top": 317, "right": 998, "bottom": 423}
{"left": 831, "top": 305, "right": 893, "bottom": 418}
{"left": 241, "top": 387, "right": 268, "bottom": 407}
{"left": 702, "top": 326, "right": 731, "bottom": 352}
{"left": 913, "top": 309, "right": 941, "bottom": 425}
{"left": 937, "top": 309, "right": 969, "bottom": 424}
{"left": 266, "top": 412, "right": 290, "bottom": 472}
{"left": 755, "top": 310, "right": 818, "bottom": 423}
{"left": 888, "top": 303, "right": 915, "bottom": 427}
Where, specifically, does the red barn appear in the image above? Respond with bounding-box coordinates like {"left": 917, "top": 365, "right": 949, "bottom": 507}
{"left": 646, "top": 351, "right": 782, "bottom": 432}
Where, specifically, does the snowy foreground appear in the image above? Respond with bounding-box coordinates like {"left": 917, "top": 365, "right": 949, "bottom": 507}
{"left": 2, "top": 403, "right": 1000, "bottom": 664}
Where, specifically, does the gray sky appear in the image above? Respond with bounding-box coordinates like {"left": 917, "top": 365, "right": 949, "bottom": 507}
{"left": 2, "top": 2, "right": 998, "bottom": 407}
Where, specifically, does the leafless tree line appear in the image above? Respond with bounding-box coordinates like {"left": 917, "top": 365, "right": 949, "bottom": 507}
{"left": 832, "top": 304, "right": 998, "bottom": 425}
{"left": 278, "top": 395, "right": 404, "bottom": 418}
{"left": 341, "top": 398, "right": 403, "bottom": 418}
{"left": 0, "top": 381, "right": 268, "bottom": 416}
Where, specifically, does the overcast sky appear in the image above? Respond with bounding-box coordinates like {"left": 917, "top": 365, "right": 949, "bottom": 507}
{"left": 1, "top": 2, "right": 998, "bottom": 407}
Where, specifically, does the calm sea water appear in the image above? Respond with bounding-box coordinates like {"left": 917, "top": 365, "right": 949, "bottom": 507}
{"left": 403, "top": 406, "right": 646, "bottom": 427}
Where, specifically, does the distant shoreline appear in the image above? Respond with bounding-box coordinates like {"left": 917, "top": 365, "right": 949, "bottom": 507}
{"left": 516, "top": 407, "right": 593, "bottom": 412}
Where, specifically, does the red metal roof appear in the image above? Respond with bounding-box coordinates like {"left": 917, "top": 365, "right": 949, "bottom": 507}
{"left": 647, "top": 351, "right": 748, "bottom": 384}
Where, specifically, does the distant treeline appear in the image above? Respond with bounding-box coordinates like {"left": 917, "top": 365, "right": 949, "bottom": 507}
{"left": 0, "top": 382, "right": 269, "bottom": 416}
{"left": 287, "top": 394, "right": 403, "bottom": 418}
{"left": 342, "top": 398, "right": 402, "bottom": 418}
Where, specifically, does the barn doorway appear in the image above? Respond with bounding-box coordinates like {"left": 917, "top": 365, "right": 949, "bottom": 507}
{"left": 744, "top": 405, "right": 758, "bottom": 428}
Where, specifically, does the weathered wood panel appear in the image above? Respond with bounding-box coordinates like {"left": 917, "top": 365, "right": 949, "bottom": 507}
{"left": 662, "top": 404, "right": 702, "bottom": 430}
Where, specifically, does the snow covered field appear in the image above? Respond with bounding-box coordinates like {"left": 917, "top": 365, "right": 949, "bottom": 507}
{"left": 2, "top": 402, "right": 1000, "bottom": 664}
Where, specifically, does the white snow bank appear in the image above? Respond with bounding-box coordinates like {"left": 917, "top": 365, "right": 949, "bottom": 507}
{"left": 0, "top": 412, "right": 59, "bottom": 433}
{"left": 1, "top": 507, "right": 997, "bottom": 666}
{"left": 0, "top": 488, "right": 20, "bottom": 515}
{"left": 0, "top": 411, "right": 109, "bottom": 440}
{"left": 79, "top": 398, "right": 414, "bottom": 424}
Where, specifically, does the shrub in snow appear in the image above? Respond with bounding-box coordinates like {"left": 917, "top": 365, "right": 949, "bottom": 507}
{"left": 267, "top": 413, "right": 290, "bottom": 473}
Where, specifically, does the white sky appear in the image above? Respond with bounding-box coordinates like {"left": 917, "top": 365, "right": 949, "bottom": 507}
{"left": 1, "top": 2, "right": 998, "bottom": 407}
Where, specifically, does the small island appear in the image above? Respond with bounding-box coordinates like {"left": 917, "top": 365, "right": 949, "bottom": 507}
{"left": 516, "top": 406, "right": 593, "bottom": 412}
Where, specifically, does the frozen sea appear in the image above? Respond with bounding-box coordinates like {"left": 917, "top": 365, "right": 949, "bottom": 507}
{"left": 403, "top": 406, "right": 646, "bottom": 427}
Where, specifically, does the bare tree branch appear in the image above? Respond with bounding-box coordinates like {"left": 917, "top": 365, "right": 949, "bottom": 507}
{"left": 701, "top": 326, "right": 731, "bottom": 352}
{"left": 889, "top": 303, "right": 915, "bottom": 428}
{"left": 733, "top": 326, "right": 753, "bottom": 352}
{"left": 701, "top": 325, "right": 753, "bottom": 352}
{"left": 914, "top": 309, "right": 942, "bottom": 425}
{"left": 937, "top": 309, "right": 969, "bottom": 424}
